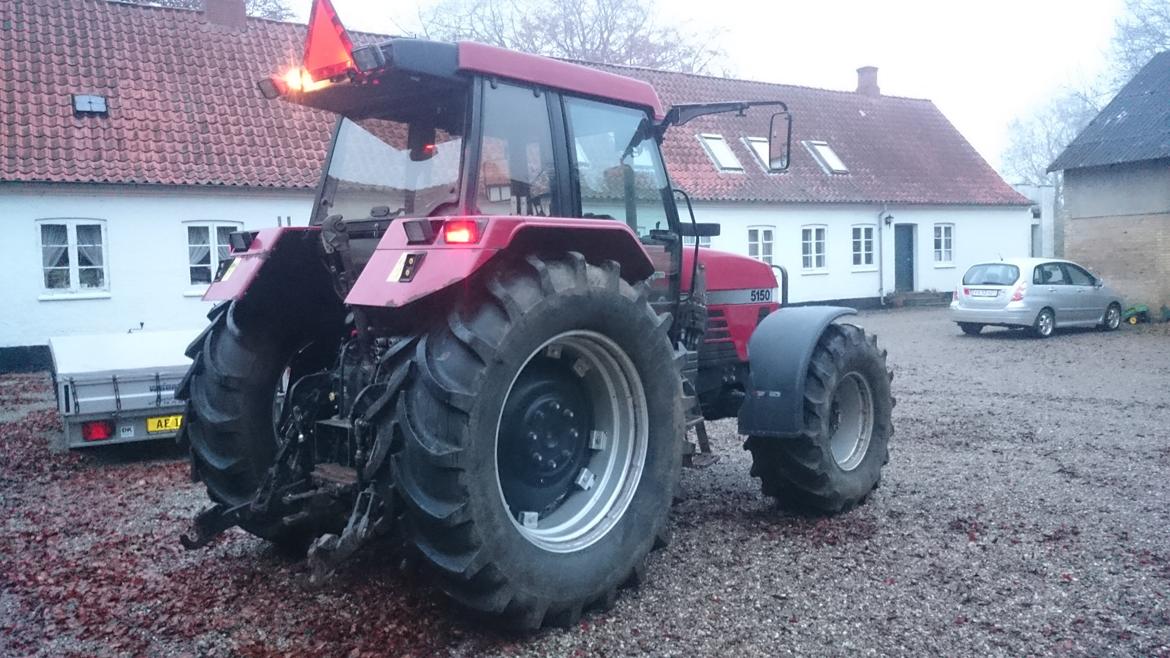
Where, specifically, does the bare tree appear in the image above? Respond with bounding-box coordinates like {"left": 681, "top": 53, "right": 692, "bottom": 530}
{"left": 1000, "top": 89, "right": 1103, "bottom": 184}
{"left": 121, "top": 0, "right": 294, "bottom": 21}
{"left": 1110, "top": 0, "right": 1170, "bottom": 84}
{"left": 418, "top": 0, "right": 727, "bottom": 74}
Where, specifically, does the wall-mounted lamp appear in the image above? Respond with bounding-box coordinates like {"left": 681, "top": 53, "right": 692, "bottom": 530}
{"left": 882, "top": 213, "right": 894, "bottom": 226}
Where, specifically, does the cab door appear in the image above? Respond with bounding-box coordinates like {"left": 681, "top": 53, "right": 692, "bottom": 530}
{"left": 560, "top": 95, "right": 681, "bottom": 311}
{"left": 1061, "top": 262, "right": 1102, "bottom": 323}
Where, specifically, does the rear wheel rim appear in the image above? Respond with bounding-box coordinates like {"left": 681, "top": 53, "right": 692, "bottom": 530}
{"left": 829, "top": 371, "right": 874, "bottom": 471}
{"left": 495, "top": 330, "right": 648, "bottom": 554}
{"left": 1038, "top": 311, "right": 1054, "bottom": 336}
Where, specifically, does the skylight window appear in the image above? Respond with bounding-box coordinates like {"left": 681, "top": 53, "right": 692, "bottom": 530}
{"left": 698, "top": 134, "right": 742, "bottom": 171}
{"left": 72, "top": 94, "right": 108, "bottom": 116}
{"left": 803, "top": 140, "right": 849, "bottom": 174}
{"left": 744, "top": 137, "right": 772, "bottom": 171}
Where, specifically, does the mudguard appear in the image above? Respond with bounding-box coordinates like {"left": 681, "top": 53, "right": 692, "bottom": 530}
{"left": 345, "top": 216, "right": 655, "bottom": 308}
{"left": 737, "top": 306, "right": 857, "bottom": 438}
{"left": 202, "top": 227, "right": 318, "bottom": 302}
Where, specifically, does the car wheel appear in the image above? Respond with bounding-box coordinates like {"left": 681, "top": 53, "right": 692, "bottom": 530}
{"left": 957, "top": 322, "right": 983, "bottom": 336}
{"left": 1101, "top": 303, "right": 1121, "bottom": 331}
{"left": 1030, "top": 308, "right": 1055, "bottom": 338}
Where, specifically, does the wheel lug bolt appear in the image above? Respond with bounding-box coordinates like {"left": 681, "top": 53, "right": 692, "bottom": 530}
{"left": 548, "top": 459, "right": 557, "bottom": 469}
{"left": 527, "top": 431, "right": 540, "bottom": 443}
{"left": 560, "top": 449, "right": 572, "bottom": 461}
{"left": 562, "top": 408, "right": 574, "bottom": 419}
{"left": 568, "top": 428, "right": 579, "bottom": 440}
{"left": 551, "top": 402, "right": 561, "bottom": 412}
{"left": 531, "top": 452, "right": 543, "bottom": 463}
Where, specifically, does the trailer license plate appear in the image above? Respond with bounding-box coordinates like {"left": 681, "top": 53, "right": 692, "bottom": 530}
{"left": 147, "top": 414, "right": 184, "bottom": 434}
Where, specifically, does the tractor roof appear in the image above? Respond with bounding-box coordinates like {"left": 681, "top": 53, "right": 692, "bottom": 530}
{"left": 278, "top": 38, "right": 664, "bottom": 120}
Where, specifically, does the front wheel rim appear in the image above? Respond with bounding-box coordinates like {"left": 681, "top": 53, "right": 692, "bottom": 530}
{"left": 495, "top": 330, "right": 648, "bottom": 554}
{"left": 1107, "top": 307, "right": 1120, "bottom": 329}
{"left": 829, "top": 372, "right": 875, "bottom": 471}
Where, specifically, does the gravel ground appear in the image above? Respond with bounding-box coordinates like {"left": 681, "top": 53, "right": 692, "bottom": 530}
{"left": 2, "top": 307, "right": 1168, "bottom": 656}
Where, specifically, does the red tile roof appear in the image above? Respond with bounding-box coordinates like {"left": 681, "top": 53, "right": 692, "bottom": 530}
{"left": 2, "top": 0, "right": 1029, "bottom": 206}
{"left": 587, "top": 63, "right": 1029, "bottom": 205}
{"left": 1, "top": 0, "right": 330, "bottom": 189}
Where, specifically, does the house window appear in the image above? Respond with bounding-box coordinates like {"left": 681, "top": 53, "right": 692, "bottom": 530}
{"left": 187, "top": 222, "right": 241, "bottom": 285}
{"left": 802, "top": 140, "right": 849, "bottom": 174}
{"left": 851, "top": 225, "right": 875, "bottom": 268}
{"left": 38, "top": 219, "right": 108, "bottom": 293}
{"left": 486, "top": 184, "right": 512, "bottom": 202}
{"left": 933, "top": 224, "right": 954, "bottom": 264}
{"left": 698, "top": 134, "right": 743, "bottom": 171}
{"left": 748, "top": 226, "right": 774, "bottom": 264}
{"left": 744, "top": 137, "right": 771, "bottom": 170}
{"left": 801, "top": 225, "right": 827, "bottom": 270}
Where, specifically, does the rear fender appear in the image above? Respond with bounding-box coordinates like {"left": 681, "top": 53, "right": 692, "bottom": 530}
{"left": 203, "top": 227, "right": 319, "bottom": 302}
{"left": 737, "top": 306, "right": 857, "bottom": 438}
{"left": 345, "top": 217, "right": 654, "bottom": 308}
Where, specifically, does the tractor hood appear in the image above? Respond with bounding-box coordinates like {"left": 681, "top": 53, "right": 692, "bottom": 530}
{"left": 682, "top": 248, "right": 781, "bottom": 300}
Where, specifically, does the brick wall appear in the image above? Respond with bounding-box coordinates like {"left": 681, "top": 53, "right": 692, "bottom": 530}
{"left": 1064, "top": 212, "right": 1170, "bottom": 310}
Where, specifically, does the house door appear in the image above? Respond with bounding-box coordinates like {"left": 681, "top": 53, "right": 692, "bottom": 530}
{"left": 894, "top": 224, "right": 914, "bottom": 292}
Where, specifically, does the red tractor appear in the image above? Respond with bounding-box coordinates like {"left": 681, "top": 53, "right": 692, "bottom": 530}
{"left": 177, "top": 0, "right": 893, "bottom": 629}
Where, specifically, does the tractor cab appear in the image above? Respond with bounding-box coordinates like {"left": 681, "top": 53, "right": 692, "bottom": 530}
{"left": 255, "top": 6, "right": 791, "bottom": 315}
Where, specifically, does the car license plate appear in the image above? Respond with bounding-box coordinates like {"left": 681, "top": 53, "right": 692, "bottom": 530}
{"left": 971, "top": 289, "right": 998, "bottom": 298}
{"left": 147, "top": 414, "right": 184, "bottom": 434}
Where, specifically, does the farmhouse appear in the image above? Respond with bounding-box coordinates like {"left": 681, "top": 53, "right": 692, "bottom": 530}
{"left": 1048, "top": 50, "right": 1170, "bottom": 311}
{"left": 0, "top": 0, "right": 1031, "bottom": 368}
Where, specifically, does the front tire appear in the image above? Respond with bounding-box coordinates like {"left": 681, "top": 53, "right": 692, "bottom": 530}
{"left": 1101, "top": 303, "right": 1121, "bottom": 331}
{"left": 746, "top": 324, "right": 893, "bottom": 514}
{"left": 392, "top": 253, "right": 684, "bottom": 629}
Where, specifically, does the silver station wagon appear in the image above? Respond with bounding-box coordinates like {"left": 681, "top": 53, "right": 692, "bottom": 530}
{"left": 950, "top": 258, "right": 1124, "bottom": 338}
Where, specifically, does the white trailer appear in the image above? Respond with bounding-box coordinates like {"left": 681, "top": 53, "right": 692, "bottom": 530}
{"left": 48, "top": 330, "right": 199, "bottom": 450}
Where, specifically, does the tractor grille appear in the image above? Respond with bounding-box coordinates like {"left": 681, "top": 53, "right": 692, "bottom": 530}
{"left": 705, "top": 309, "right": 730, "bottom": 342}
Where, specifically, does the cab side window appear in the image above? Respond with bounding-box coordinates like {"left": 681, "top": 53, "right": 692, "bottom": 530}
{"left": 477, "top": 83, "right": 556, "bottom": 217}
{"left": 564, "top": 97, "right": 671, "bottom": 237}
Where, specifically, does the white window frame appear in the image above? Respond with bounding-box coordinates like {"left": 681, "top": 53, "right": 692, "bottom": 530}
{"left": 933, "top": 223, "right": 954, "bottom": 266}
{"left": 747, "top": 226, "right": 775, "bottom": 265}
{"left": 36, "top": 218, "right": 110, "bottom": 300}
{"left": 851, "top": 224, "right": 876, "bottom": 271}
{"left": 185, "top": 220, "right": 243, "bottom": 294}
{"left": 802, "top": 140, "right": 849, "bottom": 174}
{"left": 801, "top": 225, "right": 828, "bottom": 272}
{"left": 698, "top": 134, "right": 743, "bottom": 172}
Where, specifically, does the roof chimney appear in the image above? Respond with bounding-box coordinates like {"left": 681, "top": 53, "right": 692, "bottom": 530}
{"left": 856, "top": 66, "right": 880, "bottom": 97}
{"left": 203, "top": 0, "right": 246, "bottom": 28}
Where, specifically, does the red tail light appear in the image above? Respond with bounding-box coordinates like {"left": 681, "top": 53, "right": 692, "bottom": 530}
{"left": 82, "top": 420, "right": 114, "bottom": 442}
{"left": 443, "top": 220, "right": 481, "bottom": 244}
{"left": 1010, "top": 283, "right": 1027, "bottom": 302}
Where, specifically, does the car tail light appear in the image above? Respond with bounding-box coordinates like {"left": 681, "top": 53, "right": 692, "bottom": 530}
{"left": 82, "top": 420, "right": 114, "bottom": 442}
{"left": 443, "top": 219, "right": 481, "bottom": 244}
{"left": 1010, "top": 283, "right": 1027, "bottom": 302}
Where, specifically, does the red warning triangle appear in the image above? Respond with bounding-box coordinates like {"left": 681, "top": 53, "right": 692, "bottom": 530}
{"left": 303, "top": 0, "right": 355, "bottom": 82}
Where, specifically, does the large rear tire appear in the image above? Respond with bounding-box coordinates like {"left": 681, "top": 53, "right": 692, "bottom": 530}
{"left": 391, "top": 253, "right": 684, "bottom": 629}
{"left": 182, "top": 302, "right": 328, "bottom": 545}
{"left": 746, "top": 324, "right": 893, "bottom": 514}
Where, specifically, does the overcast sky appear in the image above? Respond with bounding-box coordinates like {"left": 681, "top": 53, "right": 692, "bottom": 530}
{"left": 288, "top": 0, "right": 1122, "bottom": 176}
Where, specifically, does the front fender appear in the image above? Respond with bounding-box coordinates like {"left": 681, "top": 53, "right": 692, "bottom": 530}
{"left": 737, "top": 306, "right": 857, "bottom": 438}
{"left": 344, "top": 217, "right": 655, "bottom": 308}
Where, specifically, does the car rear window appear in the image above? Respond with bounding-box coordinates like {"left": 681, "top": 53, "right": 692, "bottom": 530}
{"left": 962, "top": 263, "right": 1020, "bottom": 286}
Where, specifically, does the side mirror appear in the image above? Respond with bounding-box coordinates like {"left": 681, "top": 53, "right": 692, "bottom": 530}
{"left": 768, "top": 111, "right": 792, "bottom": 172}
{"left": 679, "top": 222, "right": 721, "bottom": 237}
{"left": 408, "top": 123, "right": 437, "bottom": 162}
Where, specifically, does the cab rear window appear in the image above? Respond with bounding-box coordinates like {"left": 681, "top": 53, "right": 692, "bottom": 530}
{"left": 962, "top": 263, "right": 1019, "bottom": 286}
